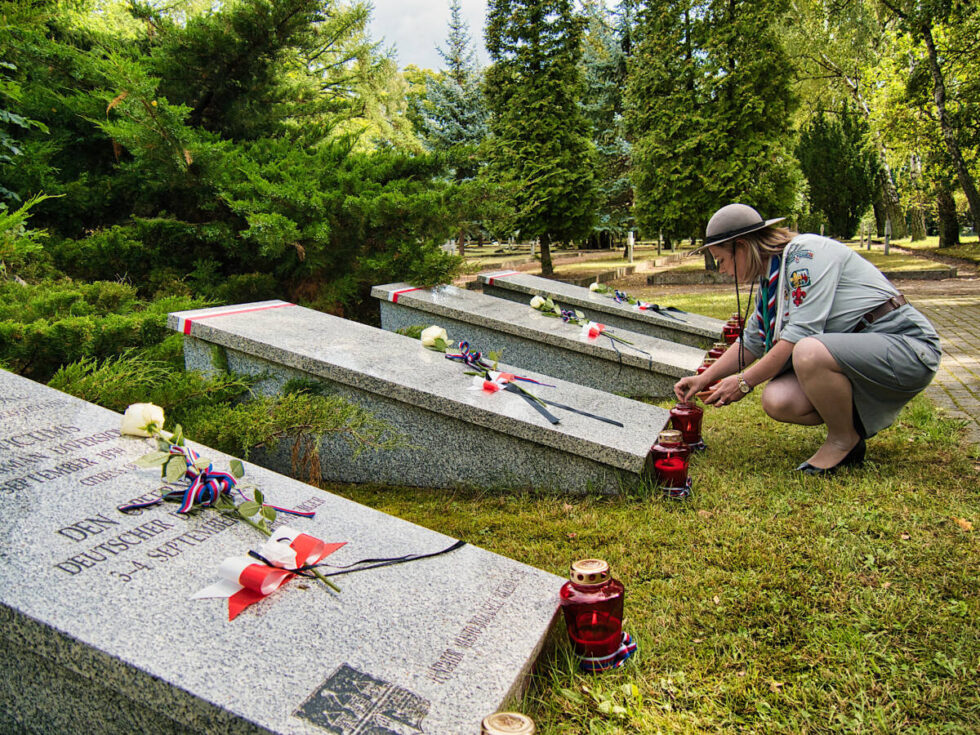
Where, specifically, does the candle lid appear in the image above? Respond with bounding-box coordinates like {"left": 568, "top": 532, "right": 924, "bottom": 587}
{"left": 712, "top": 342, "right": 729, "bottom": 350}
{"left": 702, "top": 357, "right": 717, "bottom": 364}
{"left": 658, "top": 429, "right": 684, "bottom": 444}
{"left": 481, "top": 712, "right": 536, "bottom": 734}
{"left": 671, "top": 401, "right": 701, "bottom": 412}
{"left": 569, "top": 558, "right": 611, "bottom": 586}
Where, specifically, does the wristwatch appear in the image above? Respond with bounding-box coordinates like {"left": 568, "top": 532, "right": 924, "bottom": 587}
{"left": 737, "top": 373, "right": 753, "bottom": 394}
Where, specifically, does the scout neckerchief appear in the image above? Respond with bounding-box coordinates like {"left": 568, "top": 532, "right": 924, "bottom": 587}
{"left": 757, "top": 255, "right": 781, "bottom": 353}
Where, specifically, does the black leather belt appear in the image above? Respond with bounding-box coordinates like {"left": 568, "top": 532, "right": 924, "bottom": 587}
{"left": 853, "top": 294, "right": 908, "bottom": 332}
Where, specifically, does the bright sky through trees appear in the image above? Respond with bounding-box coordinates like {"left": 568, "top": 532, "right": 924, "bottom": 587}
{"left": 369, "top": 0, "right": 489, "bottom": 68}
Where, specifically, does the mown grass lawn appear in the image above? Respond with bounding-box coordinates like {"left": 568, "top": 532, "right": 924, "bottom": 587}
{"left": 888, "top": 236, "right": 980, "bottom": 265}
{"left": 324, "top": 278, "right": 979, "bottom": 733}
{"left": 330, "top": 392, "right": 979, "bottom": 733}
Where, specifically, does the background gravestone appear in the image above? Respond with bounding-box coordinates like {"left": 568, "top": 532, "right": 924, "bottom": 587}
{"left": 0, "top": 369, "right": 561, "bottom": 735}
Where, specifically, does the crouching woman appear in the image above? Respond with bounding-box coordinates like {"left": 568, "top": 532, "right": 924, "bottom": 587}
{"left": 674, "top": 204, "right": 941, "bottom": 475}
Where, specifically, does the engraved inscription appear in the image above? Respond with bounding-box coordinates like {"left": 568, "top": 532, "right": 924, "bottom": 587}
{"left": 295, "top": 664, "right": 429, "bottom": 735}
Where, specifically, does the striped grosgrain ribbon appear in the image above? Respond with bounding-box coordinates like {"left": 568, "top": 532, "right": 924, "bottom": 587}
{"left": 577, "top": 632, "right": 638, "bottom": 673}
{"left": 757, "top": 256, "right": 781, "bottom": 352}
{"left": 446, "top": 341, "right": 555, "bottom": 386}
{"left": 118, "top": 444, "right": 315, "bottom": 518}
{"left": 613, "top": 291, "right": 686, "bottom": 321}
{"left": 447, "top": 341, "right": 623, "bottom": 427}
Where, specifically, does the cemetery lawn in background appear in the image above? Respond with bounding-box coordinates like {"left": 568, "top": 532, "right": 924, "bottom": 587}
{"left": 335, "top": 393, "right": 979, "bottom": 733}
{"left": 845, "top": 247, "right": 951, "bottom": 272}
{"left": 889, "top": 236, "right": 980, "bottom": 266}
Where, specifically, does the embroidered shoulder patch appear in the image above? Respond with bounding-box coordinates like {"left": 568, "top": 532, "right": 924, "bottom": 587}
{"left": 790, "top": 268, "right": 810, "bottom": 306}
{"left": 788, "top": 249, "right": 814, "bottom": 264}
{"left": 789, "top": 269, "right": 810, "bottom": 289}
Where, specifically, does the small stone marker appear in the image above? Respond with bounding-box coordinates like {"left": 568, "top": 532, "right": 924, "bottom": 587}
{"left": 477, "top": 270, "right": 723, "bottom": 348}
{"left": 0, "top": 369, "right": 561, "bottom": 735}
{"left": 169, "top": 301, "right": 670, "bottom": 493}
{"left": 373, "top": 282, "right": 705, "bottom": 398}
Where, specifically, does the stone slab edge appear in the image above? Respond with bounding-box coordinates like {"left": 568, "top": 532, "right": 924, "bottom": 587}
{"left": 167, "top": 303, "right": 662, "bottom": 473}
{"left": 475, "top": 271, "right": 724, "bottom": 338}
{"left": 371, "top": 283, "right": 702, "bottom": 377}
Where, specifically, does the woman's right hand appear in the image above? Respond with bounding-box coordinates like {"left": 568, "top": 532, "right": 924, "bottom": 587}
{"left": 674, "top": 374, "right": 707, "bottom": 402}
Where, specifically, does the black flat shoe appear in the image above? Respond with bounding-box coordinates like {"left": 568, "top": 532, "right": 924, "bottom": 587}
{"left": 796, "top": 438, "right": 866, "bottom": 476}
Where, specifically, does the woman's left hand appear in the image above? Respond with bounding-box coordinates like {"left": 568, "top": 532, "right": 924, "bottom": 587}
{"left": 701, "top": 375, "right": 747, "bottom": 408}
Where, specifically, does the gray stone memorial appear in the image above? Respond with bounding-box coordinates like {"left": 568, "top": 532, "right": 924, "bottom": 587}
{"left": 372, "top": 283, "right": 704, "bottom": 399}
{"left": 0, "top": 369, "right": 561, "bottom": 735}
{"left": 477, "top": 270, "right": 724, "bottom": 348}
{"left": 169, "top": 301, "right": 670, "bottom": 494}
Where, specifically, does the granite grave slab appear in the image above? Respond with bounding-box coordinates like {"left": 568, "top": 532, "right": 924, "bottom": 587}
{"left": 0, "top": 370, "right": 562, "bottom": 735}
{"left": 372, "top": 283, "right": 705, "bottom": 398}
{"left": 169, "top": 301, "right": 670, "bottom": 494}
{"left": 477, "top": 270, "right": 725, "bottom": 348}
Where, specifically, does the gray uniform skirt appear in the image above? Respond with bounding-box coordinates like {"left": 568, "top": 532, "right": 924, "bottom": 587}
{"left": 811, "top": 305, "right": 941, "bottom": 437}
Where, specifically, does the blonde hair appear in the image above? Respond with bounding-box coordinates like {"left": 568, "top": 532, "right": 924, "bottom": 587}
{"left": 733, "top": 227, "right": 798, "bottom": 281}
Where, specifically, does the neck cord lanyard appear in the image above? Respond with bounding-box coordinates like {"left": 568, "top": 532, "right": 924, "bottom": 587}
{"left": 732, "top": 256, "right": 756, "bottom": 375}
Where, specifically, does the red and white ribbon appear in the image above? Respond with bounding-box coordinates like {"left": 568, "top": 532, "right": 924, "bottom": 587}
{"left": 485, "top": 270, "right": 520, "bottom": 286}
{"left": 581, "top": 321, "right": 607, "bottom": 340}
{"left": 386, "top": 286, "right": 426, "bottom": 303}
{"left": 191, "top": 526, "right": 345, "bottom": 620}
{"left": 176, "top": 302, "right": 295, "bottom": 335}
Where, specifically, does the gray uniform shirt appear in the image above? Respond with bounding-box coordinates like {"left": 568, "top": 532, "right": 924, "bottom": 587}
{"left": 741, "top": 234, "right": 930, "bottom": 356}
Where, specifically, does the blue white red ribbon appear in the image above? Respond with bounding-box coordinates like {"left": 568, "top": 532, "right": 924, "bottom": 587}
{"left": 577, "top": 632, "right": 638, "bottom": 673}
{"left": 446, "top": 342, "right": 555, "bottom": 386}
{"left": 663, "top": 477, "right": 694, "bottom": 501}
{"left": 118, "top": 444, "right": 315, "bottom": 518}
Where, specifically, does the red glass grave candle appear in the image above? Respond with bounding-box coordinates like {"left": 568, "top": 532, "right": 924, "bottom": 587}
{"left": 721, "top": 321, "right": 740, "bottom": 345}
{"left": 559, "top": 559, "right": 625, "bottom": 660}
{"left": 670, "top": 402, "right": 704, "bottom": 449}
{"left": 729, "top": 312, "right": 745, "bottom": 327}
{"left": 707, "top": 341, "right": 728, "bottom": 359}
{"left": 696, "top": 357, "right": 717, "bottom": 375}
{"left": 650, "top": 429, "right": 691, "bottom": 490}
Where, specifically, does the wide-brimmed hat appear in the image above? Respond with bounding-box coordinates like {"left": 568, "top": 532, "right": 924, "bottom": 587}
{"left": 689, "top": 203, "right": 785, "bottom": 255}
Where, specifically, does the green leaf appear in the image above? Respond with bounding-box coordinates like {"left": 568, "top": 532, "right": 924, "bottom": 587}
{"left": 194, "top": 459, "right": 210, "bottom": 471}
{"left": 260, "top": 505, "right": 277, "bottom": 522}
{"left": 173, "top": 424, "right": 184, "bottom": 446}
{"left": 165, "top": 457, "right": 187, "bottom": 482}
{"left": 135, "top": 451, "right": 170, "bottom": 467}
{"left": 575, "top": 310, "right": 585, "bottom": 320}
{"left": 621, "top": 683, "right": 640, "bottom": 699}
{"left": 238, "top": 501, "right": 261, "bottom": 517}
{"left": 229, "top": 459, "right": 245, "bottom": 479}
{"left": 559, "top": 687, "right": 584, "bottom": 703}
{"left": 156, "top": 438, "right": 171, "bottom": 452}
{"left": 253, "top": 489, "right": 265, "bottom": 505}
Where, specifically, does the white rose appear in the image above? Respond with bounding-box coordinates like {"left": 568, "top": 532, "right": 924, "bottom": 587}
{"left": 589, "top": 281, "right": 600, "bottom": 291}
{"left": 530, "top": 295, "right": 546, "bottom": 309}
{"left": 120, "top": 403, "right": 165, "bottom": 437}
{"left": 420, "top": 325, "right": 448, "bottom": 347}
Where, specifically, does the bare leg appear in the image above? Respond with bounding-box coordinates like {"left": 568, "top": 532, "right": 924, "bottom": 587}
{"left": 760, "top": 373, "right": 822, "bottom": 426}
{"left": 791, "top": 337, "right": 862, "bottom": 468}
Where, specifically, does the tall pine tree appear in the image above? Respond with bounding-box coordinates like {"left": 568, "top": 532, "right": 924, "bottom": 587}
{"left": 628, "top": 0, "right": 796, "bottom": 248}
{"left": 485, "top": 0, "right": 598, "bottom": 275}
{"left": 416, "top": 0, "right": 491, "bottom": 255}
{"left": 797, "top": 107, "right": 879, "bottom": 238}
{"left": 582, "top": 0, "right": 632, "bottom": 248}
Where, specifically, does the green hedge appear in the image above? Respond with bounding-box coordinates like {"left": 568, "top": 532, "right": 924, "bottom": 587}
{"left": 0, "top": 279, "right": 207, "bottom": 381}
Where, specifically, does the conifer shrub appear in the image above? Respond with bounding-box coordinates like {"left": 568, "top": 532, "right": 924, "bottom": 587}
{"left": 0, "top": 279, "right": 207, "bottom": 381}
